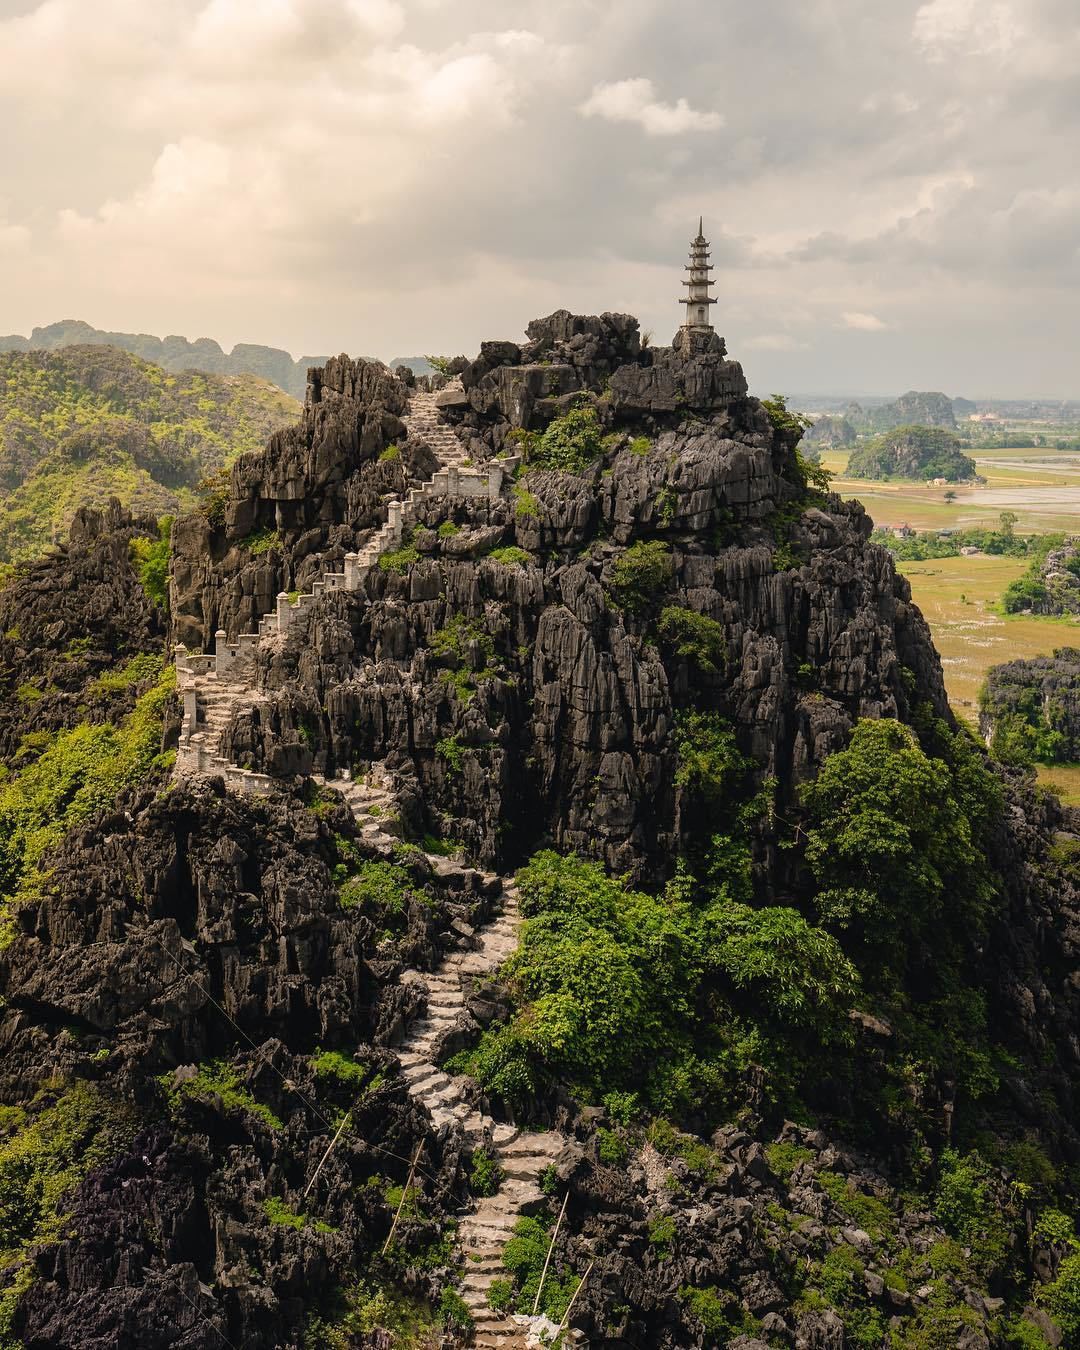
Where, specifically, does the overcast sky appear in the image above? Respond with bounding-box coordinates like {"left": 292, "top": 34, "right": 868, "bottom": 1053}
{"left": 0, "top": 0, "right": 1077, "bottom": 396}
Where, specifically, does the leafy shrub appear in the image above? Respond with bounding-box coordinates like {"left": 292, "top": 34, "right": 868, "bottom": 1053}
{"left": 339, "top": 860, "right": 413, "bottom": 920}
{"left": 459, "top": 847, "right": 855, "bottom": 1116}
{"left": 487, "top": 1278, "right": 514, "bottom": 1313}
{"left": 597, "top": 1128, "right": 628, "bottom": 1166}
{"left": 487, "top": 546, "right": 531, "bottom": 567}
{"left": 88, "top": 651, "right": 163, "bottom": 696}
{"left": 607, "top": 541, "right": 673, "bottom": 614}
{"left": 648, "top": 1213, "right": 677, "bottom": 1259}
{"left": 933, "top": 1149, "right": 1013, "bottom": 1275}
{"left": 765, "top": 1141, "right": 813, "bottom": 1182}
{"left": 378, "top": 444, "right": 400, "bottom": 462}
{"left": 242, "top": 526, "right": 281, "bottom": 556}
{"left": 0, "top": 1079, "right": 134, "bottom": 1333}
{"left": 378, "top": 538, "right": 420, "bottom": 573}
{"left": 312, "top": 1049, "right": 368, "bottom": 1088}
{"left": 501, "top": 1214, "right": 580, "bottom": 1320}
{"left": 629, "top": 435, "right": 651, "bottom": 457}
{"left": 162, "top": 1060, "right": 283, "bottom": 1131}
{"left": 658, "top": 606, "right": 726, "bottom": 673}
{"left": 263, "top": 1196, "right": 306, "bottom": 1230}
{"left": 436, "top": 520, "right": 460, "bottom": 538}
{"left": 435, "top": 735, "right": 465, "bottom": 776}
{"left": 526, "top": 404, "right": 603, "bottom": 474}
{"left": 469, "top": 1148, "right": 503, "bottom": 1197}
{"left": 129, "top": 516, "right": 172, "bottom": 608}
{"left": 512, "top": 484, "right": 540, "bottom": 519}
{"left": 761, "top": 394, "right": 812, "bottom": 438}
{"left": 680, "top": 1286, "right": 759, "bottom": 1340}
{"left": 437, "top": 1288, "right": 472, "bottom": 1329}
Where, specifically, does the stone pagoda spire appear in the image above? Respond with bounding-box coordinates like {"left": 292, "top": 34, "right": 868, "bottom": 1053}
{"left": 680, "top": 217, "right": 717, "bottom": 331}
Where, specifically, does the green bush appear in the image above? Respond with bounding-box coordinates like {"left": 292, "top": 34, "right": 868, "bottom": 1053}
{"left": 469, "top": 1148, "right": 503, "bottom": 1197}
{"left": 933, "top": 1149, "right": 1013, "bottom": 1275}
{"left": 658, "top": 606, "right": 726, "bottom": 673}
{"left": 312, "top": 1049, "right": 368, "bottom": 1088}
{"left": 436, "top": 520, "right": 460, "bottom": 538}
{"left": 629, "top": 435, "right": 651, "bottom": 457}
{"left": 501, "top": 1214, "right": 580, "bottom": 1320}
{"left": 88, "top": 651, "right": 163, "bottom": 695}
{"left": 263, "top": 1196, "right": 306, "bottom": 1230}
{"left": 435, "top": 735, "right": 465, "bottom": 776}
{"left": 241, "top": 526, "right": 281, "bottom": 556}
{"left": 437, "top": 1288, "right": 472, "bottom": 1329}
{"left": 526, "top": 404, "right": 603, "bottom": 474}
{"left": 648, "top": 1213, "right": 676, "bottom": 1259}
{"left": 0, "top": 665, "right": 175, "bottom": 941}
{"left": 339, "top": 860, "right": 413, "bottom": 920}
{"left": 378, "top": 539, "right": 420, "bottom": 574}
{"left": 458, "top": 847, "right": 856, "bottom": 1116}
{"left": 129, "top": 516, "right": 172, "bottom": 608}
{"left": 162, "top": 1060, "right": 283, "bottom": 1131}
{"left": 487, "top": 546, "right": 531, "bottom": 567}
{"left": 378, "top": 444, "right": 400, "bottom": 462}
{"left": 597, "top": 1128, "right": 628, "bottom": 1166}
{"left": 608, "top": 540, "right": 673, "bottom": 614}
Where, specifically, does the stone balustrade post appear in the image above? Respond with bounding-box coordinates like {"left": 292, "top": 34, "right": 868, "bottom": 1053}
{"left": 447, "top": 466, "right": 460, "bottom": 499}
{"left": 182, "top": 687, "right": 197, "bottom": 740}
{"left": 388, "top": 500, "right": 403, "bottom": 542}
{"left": 487, "top": 464, "right": 503, "bottom": 501}
{"left": 277, "top": 592, "right": 292, "bottom": 634}
{"left": 214, "top": 630, "right": 230, "bottom": 675}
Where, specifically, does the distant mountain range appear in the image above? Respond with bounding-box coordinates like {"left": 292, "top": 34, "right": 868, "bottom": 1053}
{"left": 0, "top": 322, "right": 442, "bottom": 398}
{"left": 0, "top": 345, "right": 299, "bottom": 560}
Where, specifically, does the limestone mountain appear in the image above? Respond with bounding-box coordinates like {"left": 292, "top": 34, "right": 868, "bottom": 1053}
{"left": 847, "top": 422, "right": 978, "bottom": 481}
{"left": 0, "top": 320, "right": 326, "bottom": 400}
{"left": 0, "top": 345, "right": 300, "bottom": 561}
{"left": 0, "top": 307, "right": 1078, "bottom": 1350}
{"left": 855, "top": 389, "right": 959, "bottom": 431}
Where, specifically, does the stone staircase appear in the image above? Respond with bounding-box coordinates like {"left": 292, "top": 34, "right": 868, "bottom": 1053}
{"left": 175, "top": 377, "right": 522, "bottom": 762}
{"left": 171, "top": 375, "right": 577, "bottom": 1346}
{"left": 395, "top": 880, "right": 567, "bottom": 1347}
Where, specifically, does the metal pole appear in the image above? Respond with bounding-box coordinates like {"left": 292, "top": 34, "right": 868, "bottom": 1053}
{"left": 302, "top": 1108, "right": 352, "bottom": 1200}
{"left": 382, "top": 1141, "right": 424, "bottom": 1254}
{"left": 533, "top": 1190, "right": 570, "bottom": 1315}
{"left": 556, "top": 1259, "right": 594, "bottom": 1336}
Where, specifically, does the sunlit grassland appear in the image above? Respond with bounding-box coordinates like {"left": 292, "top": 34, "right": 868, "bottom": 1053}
{"left": 897, "top": 555, "right": 1079, "bottom": 727}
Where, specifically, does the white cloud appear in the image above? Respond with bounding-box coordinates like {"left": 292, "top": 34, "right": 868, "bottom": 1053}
{"left": 913, "top": 0, "right": 1023, "bottom": 60}
{"left": 579, "top": 77, "right": 722, "bottom": 136}
{"left": 841, "top": 312, "right": 888, "bottom": 331}
{"left": 744, "top": 333, "right": 806, "bottom": 351}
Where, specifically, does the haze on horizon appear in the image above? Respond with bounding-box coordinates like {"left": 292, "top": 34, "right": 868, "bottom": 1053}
{"left": 0, "top": 0, "right": 1077, "bottom": 400}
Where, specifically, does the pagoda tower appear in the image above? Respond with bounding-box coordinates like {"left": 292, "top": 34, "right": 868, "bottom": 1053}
{"left": 680, "top": 217, "right": 717, "bottom": 331}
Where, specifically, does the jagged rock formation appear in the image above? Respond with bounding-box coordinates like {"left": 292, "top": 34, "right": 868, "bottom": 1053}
{"left": 1002, "top": 538, "right": 1080, "bottom": 616}
{"left": 804, "top": 413, "right": 856, "bottom": 449}
{"left": 3, "top": 310, "right": 1080, "bottom": 1350}
{"left": 853, "top": 390, "right": 958, "bottom": 432}
{"left": 0, "top": 500, "right": 165, "bottom": 758}
{"left": 189, "top": 315, "right": 947, "bottom": 879}
{"left": 980, "top": 646, "right": 1080, "bottom": 761}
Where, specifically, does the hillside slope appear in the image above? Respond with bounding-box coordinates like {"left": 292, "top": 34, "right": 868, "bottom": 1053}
{"left": 0, "top": 319, "right": 1078, "bottom": 1349}
{"left": 0, "top": 346, "right": 300, "bottom": 560}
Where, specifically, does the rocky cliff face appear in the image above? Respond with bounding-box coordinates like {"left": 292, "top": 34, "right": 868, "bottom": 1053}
{"left": 170, "top": 355, "right": 437, "bottom": 649}
{"left": 0, "top": 500, "right": 165, "bottom": 759}
{"left": 3, "top": 315, "right": 1080, "bottom": 1350}
{"left": 209, "top": 316, "right": 947, "bottom": 880}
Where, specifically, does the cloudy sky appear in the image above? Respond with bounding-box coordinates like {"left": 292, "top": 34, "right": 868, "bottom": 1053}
{"left": 0, "top": 0, "right": 1077, "bottom": 396}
